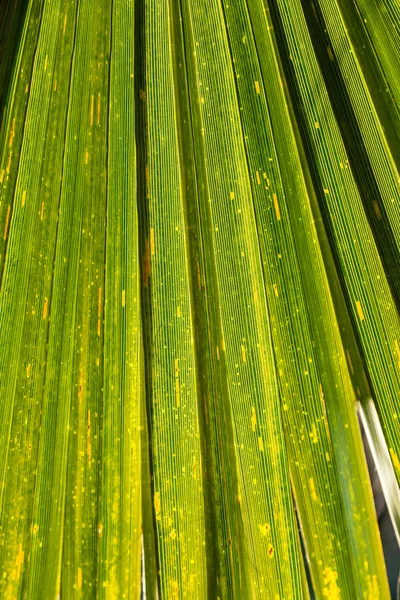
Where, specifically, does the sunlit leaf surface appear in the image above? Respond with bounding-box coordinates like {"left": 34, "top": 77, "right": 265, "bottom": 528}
{"left": 0, "top": 0, "right": 398, "bottom": 598}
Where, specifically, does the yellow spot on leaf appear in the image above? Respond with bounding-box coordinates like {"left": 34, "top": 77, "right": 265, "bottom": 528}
{"left": 366, "top": 574, "right": 379, "bottom": 600}
{"left": 273, "top": 283, "right": 278, "bottom": 297}
{"left": 14, "top": 544, "right": 24, "bottom": 581}
{"left": 356, "top": 300, "right": 364, "bottom": 321}
{"left": 273, "top": 193, "right": 281, "bottom": 221}
{"left": 6, "top": 151, "right": 12, "bottom": 173}
{"left": 150, "top": 227, "right": 155, "bottom": 255}
{"left": 44, "top": 55, "right": 48, "bottom": 71}
{"left": 322, "top": 567, "right": 340, "bottom": 599}
{"left": 258, "top": 437, "right": 264, "bottom": 452}
{"left": 8, "top": 118, "right": 15, "bottom": 147}
{"left": 43, "top": 297, "right": 48, "bottom": 319}
{"left": 258, "top": 523, "right": 270, "bottom": 536}
{"left": 154, "top": 492, "right": 161, "bottom": 519}
{"left": 97, "top": 93, "right": 101, "bottom": 124}
{"left": 309, "top": 477, "right": 317, "bottom": 500}
{"left": 122, "top": 290, "right": 125, "bottom": 307}
{"left": 256, "top": 171, "right": 261, "bottom": 185}
{"left": 230, "top": 191, "right": 234, "bottom": 200}
{"left": 63, "top": 14, "right": 67, "bottom": 34}
{"left": 77, "top": 567, "right": 82, "bottom": 589}
{"left": 241, "top": 344, "right": 246, "bottom": 363}
{"left": 310, "top": 423, "right": 318, "bottom": 444}
{"left": 251, "top": 406, "right": 257, "bottom": 432}
{"left": 255, "top": 81, "right": 260, "bottom": 94}
{"left": 22, "top": 190, "right": 26, "bottom": 206}
{"left": 177, "top": 306, "right": 181, "bottom": 317}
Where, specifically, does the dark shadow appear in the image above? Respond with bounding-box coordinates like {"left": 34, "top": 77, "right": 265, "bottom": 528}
{"left": 0, "top": 0, "right": 29, "bottom": 131}
{"left": 134, "top": 0, "right": 160, "bottom": 597}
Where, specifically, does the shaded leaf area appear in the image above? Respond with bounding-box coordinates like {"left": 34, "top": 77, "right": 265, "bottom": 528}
{"left": 266, "top": 0, "right": 400, "bottom": 489}
{"left": 0, "top": 0, "right": 29, "bottom": 129}
{"left": 0, "top": 0, "right": 398, "bottom": 598}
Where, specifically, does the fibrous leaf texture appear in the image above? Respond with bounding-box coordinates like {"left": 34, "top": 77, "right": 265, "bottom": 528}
{"left": 0, "top": 0, "right": 398, "bottom": 598}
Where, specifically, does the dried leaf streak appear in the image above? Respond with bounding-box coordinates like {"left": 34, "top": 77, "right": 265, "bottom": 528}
{"left": 3, "top": 206, "right": 10, "bottom": 240}
{"left": 97, "top": 288, "right": 102, "bottom": 335}
{"left": 356, "top": 301, "right": 365, "bottom": 321}
{"left": 8, "top": 119, "right": 16, "bottom": 148}
{"left": 42, "top": 298, "right": 48, "bottom": 319}
{"left": 273, "top": 193, "right": 281, "bottom": 221}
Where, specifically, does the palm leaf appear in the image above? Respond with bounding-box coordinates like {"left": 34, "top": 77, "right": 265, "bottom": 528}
{"left": 0, "top": 0, "right": 398, "bottom": 598}
{"left": 224, "top": 1, "right": 390, "bottom": 596}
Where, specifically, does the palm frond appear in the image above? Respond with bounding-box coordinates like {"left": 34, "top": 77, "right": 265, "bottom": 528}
{"left": 0, "top": 0, "right": 398, "bottom": 598}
